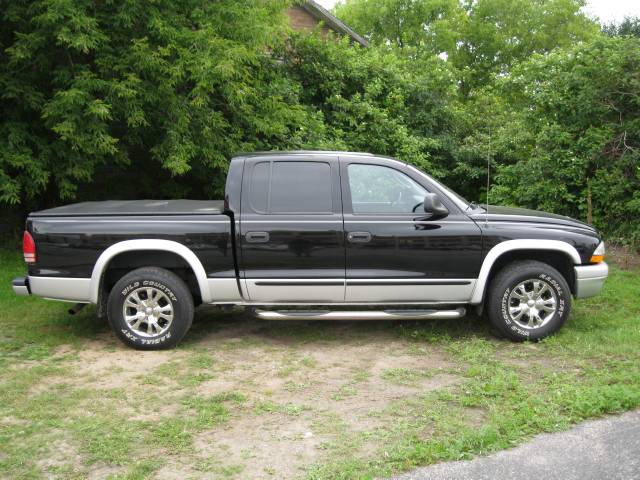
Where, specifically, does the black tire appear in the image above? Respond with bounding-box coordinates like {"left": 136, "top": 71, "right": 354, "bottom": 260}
{"left": 107, "top": 267, "right": 194, "bottom": 350}
{"left": 486, "top": 260, "right": 571, "bottom": 341}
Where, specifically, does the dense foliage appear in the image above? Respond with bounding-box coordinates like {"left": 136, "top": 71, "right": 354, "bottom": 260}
{"left": 278, "top": 34, "right": 460, "bottom": 179}
{"left": 1, "top": 0, "right": 638, "bottom": 243}
{"left": 335, "top": 0, "right": 599, "bottom": 93}
{"left": 0, "top": 0, "right": 318, "bottom": 210}
{"left": 603, "top": 16, "right": 640, "bottom": 38}
{"left": 491, "top": 37, "right": 640, "bottom": 243}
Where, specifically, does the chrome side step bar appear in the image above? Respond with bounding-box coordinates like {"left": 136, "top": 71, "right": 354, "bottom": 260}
{"left": 254, "top": 307, "right": 466, "bottom": 321}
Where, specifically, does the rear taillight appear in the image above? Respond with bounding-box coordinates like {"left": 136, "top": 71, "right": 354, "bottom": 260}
{"left": 23, "top": 231, "right": 36, "bottom": 264}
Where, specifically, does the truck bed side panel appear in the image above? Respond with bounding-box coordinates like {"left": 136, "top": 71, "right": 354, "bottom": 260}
{"left": 27, "top": 215, "right": 234, "bottom": 279}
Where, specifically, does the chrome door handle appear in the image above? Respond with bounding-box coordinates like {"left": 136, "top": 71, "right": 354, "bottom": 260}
{"left": 347, "top": 231, "right": 372, "bottom": 243}
{"left": 246, "top": 231, "right": 270, "bottom": 243}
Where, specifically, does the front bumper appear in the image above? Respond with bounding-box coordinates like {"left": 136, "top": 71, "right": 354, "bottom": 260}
{"left": 12, "top": 276, "right": 31, "bottom": 296}
{"left": 574, "top": 262, "right": 608, "bottom": 299}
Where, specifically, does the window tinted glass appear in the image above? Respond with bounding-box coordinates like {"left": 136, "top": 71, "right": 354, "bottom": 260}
{"left": 348, "top": 164, "right": 427, "bottom": 213}
{"left": 269, "top": 161, "right": 332, "bottom": 214}
{"left": 249, "top": 162, "right": 270, "bottom": 213}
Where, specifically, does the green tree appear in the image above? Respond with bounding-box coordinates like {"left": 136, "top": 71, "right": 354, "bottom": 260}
{"left": 448, "top": 87, "right": 530, "bottom": 202}
{"left": 455, "top": 0, "right": 598, "bottom": 92}
{"left": 280, "top": 32, "right": 461, "bottom": 178}
{"left": 491, "top": 37, "right": 640, "bottom": 242}
{"left": 0, "top": 0, "right": 323, "bottom": 208}
{"left": 603, "top": 16, "right": 640, "bottom": 38}
{"left": 334, "top": 0, "right": 465, "bottom": 57}
{"left": 336, "top": 0, "right": 599, "bottom": 93}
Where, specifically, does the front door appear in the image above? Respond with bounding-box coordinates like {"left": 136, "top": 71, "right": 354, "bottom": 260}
{"left": 239, "top": 155, "right": 345, "bottom": 302}
{"left": 341, "top": 157, "right": 483, "bottom": 303}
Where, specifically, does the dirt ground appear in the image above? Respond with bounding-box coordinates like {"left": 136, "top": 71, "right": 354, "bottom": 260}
{"left": 185, "top": 328, "right": 459, "bottom": 479}
{"left": 29, "top": 312, "right": 473, "bottom": 479}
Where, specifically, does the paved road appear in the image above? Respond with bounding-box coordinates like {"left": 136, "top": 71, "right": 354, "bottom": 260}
{"left": 393, "top": 410, "right": 640, "bottom": 480}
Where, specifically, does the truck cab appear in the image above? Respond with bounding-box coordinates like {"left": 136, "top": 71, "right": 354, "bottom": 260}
{"left": 234, "top": 152, "right": 481, "bottom": 304}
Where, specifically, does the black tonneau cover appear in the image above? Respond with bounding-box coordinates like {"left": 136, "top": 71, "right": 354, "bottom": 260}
{"left": 30, "top": 200, "right": 225, "bottom": 217}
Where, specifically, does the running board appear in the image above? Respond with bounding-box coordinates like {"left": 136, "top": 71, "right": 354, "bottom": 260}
{"left": 254, "top": 307, "right": 466, "bottom": 321}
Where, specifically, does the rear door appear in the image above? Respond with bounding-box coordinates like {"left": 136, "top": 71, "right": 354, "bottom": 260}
{"left": 239, "top": 155, "right": 345, "bottom": 302}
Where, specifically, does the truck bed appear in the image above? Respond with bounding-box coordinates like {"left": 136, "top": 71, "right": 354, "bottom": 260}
{"left": 25, "top": 199, "right": 234, "bottom": 284}
{"left": 30, "top": 200, "right": 225, "bottom": 217}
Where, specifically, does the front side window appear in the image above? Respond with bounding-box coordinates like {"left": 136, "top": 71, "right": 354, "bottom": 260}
{"left": 249, "top": 161, "right": 333, "bottom": 214}
{"left": 348, "top": 164, "right": 427, "bottom": 214}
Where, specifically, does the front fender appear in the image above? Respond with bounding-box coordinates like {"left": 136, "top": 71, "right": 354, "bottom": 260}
{"left": 469, "top": 239, "right": 581, "bottom": 304}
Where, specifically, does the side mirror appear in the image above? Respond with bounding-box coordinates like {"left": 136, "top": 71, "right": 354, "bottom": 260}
{"left": 423, "top": 193, "right": 449, "bottom": 219}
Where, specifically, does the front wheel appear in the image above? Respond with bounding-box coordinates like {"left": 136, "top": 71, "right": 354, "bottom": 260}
{"left": 107, "top": 267, "right": 194, "bottom": 349}
{"left": 486, "top": 260, "right": 571, "bottom": 341}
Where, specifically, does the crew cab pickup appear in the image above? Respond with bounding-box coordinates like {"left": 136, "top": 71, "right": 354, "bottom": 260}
{"left": 12, "top": 151, "right": 608, "bottom": 349}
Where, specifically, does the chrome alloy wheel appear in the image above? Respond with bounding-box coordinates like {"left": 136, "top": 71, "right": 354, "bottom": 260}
{"left": 507, "top": 279, "right": 557, "bottom": 329}
{"left": 122, "top": 287, "right": 174, "bottom": 337}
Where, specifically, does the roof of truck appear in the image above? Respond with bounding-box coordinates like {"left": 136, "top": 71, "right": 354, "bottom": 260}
{"left": 30, "top": 200, "right": 225, "bottom": 217}
{"left": 232, "top": 150, "right": 401, "bottom": 162}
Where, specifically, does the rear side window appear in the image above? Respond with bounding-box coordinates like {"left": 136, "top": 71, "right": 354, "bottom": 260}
{"left": 248, "top": 161, "right": 332, "bottom": 214}
{"left": 249, "top": 162, "right": 270, "bottom": 213}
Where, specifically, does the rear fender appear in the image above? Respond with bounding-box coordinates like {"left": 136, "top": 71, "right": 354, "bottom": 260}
{"left": 89, "top": 239, "right": 212, "bottom": 304}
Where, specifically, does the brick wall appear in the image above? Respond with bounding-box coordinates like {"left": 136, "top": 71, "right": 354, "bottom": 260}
{"left": 287, "top": 6, "right": 332, "bottom": 37}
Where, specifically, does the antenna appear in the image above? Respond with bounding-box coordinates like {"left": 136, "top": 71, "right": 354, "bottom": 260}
{"left": 485, "top": 127, "right": 491, "bottom": 227}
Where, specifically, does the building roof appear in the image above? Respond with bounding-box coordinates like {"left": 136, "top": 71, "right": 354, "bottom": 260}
{"left": 301, "top": 1, "right": 369, "bottom": 47}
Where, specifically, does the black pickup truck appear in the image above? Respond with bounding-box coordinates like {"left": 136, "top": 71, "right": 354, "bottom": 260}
{"left": 12, "top": 151, "right": 608, "bottom": 349}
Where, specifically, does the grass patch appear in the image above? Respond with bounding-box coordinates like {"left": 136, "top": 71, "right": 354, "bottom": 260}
{"left": 254, "top": 400, "right": 309, "bottom": 416}
{"left": 381, "top": 367, "right": 434, "bottom": 386}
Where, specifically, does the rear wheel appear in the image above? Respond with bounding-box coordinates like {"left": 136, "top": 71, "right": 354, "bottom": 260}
{"left": 107, "top": 267, "right": 194, "bottom": 349}
{"left": 487, "top": 260, "right": 571, "bottom": 341}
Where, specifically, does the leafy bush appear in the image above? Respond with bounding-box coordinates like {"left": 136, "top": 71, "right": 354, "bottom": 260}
{"left": 491, "top": 37, "right": 640, "bottom": 243}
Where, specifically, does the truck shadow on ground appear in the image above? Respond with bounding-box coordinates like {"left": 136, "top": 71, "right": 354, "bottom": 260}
{"left": 181, "top": 306, "right": 496, "bottom": 348}
{"left": 30, "top": 301, "right": 497, "bottom": 349}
